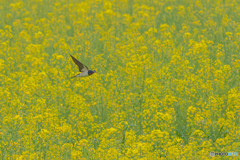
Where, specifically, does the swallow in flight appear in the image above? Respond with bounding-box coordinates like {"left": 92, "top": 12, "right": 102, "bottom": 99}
{"left": 70, "top": 54, "right": 96, "bottom": 78}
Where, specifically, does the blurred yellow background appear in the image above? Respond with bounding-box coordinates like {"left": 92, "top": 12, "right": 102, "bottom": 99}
{"left": 0, "top": 0, "right": 239, "bottom": 159}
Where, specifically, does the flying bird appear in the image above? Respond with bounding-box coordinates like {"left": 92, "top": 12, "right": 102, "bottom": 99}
{"left": 70, "top": 54, "right": 96, "bottom": 78}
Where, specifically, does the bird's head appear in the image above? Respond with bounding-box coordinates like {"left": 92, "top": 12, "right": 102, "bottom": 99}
{"left": 88, "top": 70, "right": 96, "bottom": 75}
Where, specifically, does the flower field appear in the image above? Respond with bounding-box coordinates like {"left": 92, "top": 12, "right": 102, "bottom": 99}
{"left": 0, "top": 0, "right": 240, "bottom": 159}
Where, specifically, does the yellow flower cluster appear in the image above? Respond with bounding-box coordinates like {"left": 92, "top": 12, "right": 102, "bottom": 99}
{"left": 0, "top": 0, "right": 239, "bottom": 159}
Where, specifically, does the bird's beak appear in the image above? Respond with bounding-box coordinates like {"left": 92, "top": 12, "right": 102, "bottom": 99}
{"left": 93, "top": 70, "right": 96, "bottom": 73}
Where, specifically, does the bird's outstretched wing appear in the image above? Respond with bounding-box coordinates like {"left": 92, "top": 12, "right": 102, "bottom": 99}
{"left": 70, "top": 54, "right": 89, "bottom": 72}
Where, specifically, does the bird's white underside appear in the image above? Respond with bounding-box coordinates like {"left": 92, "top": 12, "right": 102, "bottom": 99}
{"left": 76, "top": 71, "right": 88, "bottom": 77}
{"left": 81, "top": 67, "right": 88, "bottom": 72}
